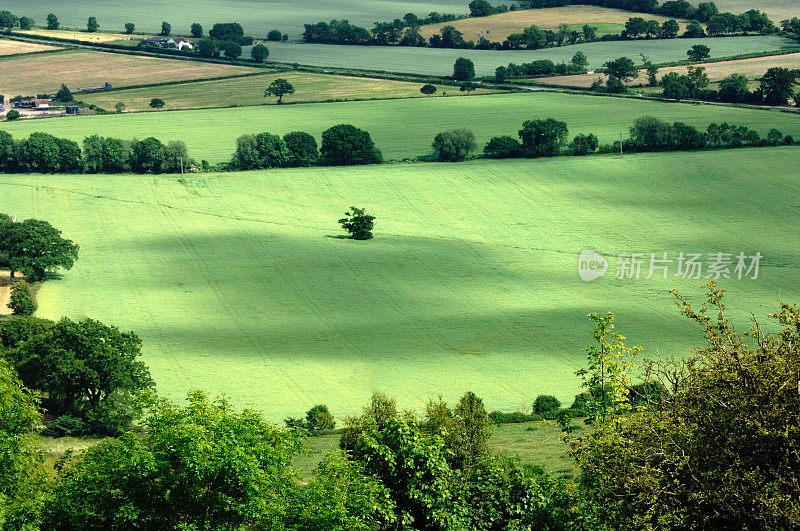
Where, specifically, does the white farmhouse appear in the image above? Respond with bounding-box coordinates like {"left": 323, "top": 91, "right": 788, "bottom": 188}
{"left": 168, "top": 37, "right": 194, "bottom": 50}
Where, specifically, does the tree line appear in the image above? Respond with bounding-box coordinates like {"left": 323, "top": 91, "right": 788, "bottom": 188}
{"left": 2, "top": 283, "right": 799, "bottom": 527}
{"left": 0, "top": 131, "right": 192, "bottom": 174}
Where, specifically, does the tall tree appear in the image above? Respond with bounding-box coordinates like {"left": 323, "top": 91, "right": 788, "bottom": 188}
{"left": 265, "top": 78, "right": 294, "bottom": 104}
{"left": 0, "top": 217, "right": 78, "bottom": 281}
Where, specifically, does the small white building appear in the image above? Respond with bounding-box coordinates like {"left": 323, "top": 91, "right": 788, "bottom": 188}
{"left": 168, "top": 37, "right": 194, "bottom": 50}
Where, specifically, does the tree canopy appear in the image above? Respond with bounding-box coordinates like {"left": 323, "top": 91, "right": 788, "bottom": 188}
{"left": 0, "top": 216, "right": 79, "bottom": 280}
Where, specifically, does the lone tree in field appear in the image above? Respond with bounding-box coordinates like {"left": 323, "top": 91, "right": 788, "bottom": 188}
{"left": 190, "top": 23, "right": 203, "bottom": 38}
{"left": 420, "top": 84, "right": 437, "bottom": 95}
{"left": 87, "top": 16, "right": 99, "bottom": 33}
{"left": 265, "top": 78, "right": 294, "bottom": 104}
{"left": 250, "top": 43, "right": 269, "bottom": 63}
{"left": 0, "top": 214, "right": 79, "bottom": 281}
{"left": 46, "top": 13, "right": 59, "bottom": 30}
{"left": 339, "top": 206, "right": 375, "bottom": 240}
{"left": 19, "top": 17, "right": 34, "bottom": 31}
{"left": 453, "top": 57, "right": 475, "bottom": 81}
{"left": 149, "top": 98, "right": 165, "bottom": 109}
{"left": 160, "top": 21, "right": 171, "bottom": 36}
{"left": 124, "top": 22, "right": 135, "bottom": 34}
{"left": 687, "top": 44, "right": 711, "bottom": 61}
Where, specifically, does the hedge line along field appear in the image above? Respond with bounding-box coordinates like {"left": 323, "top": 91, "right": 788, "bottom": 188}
{"left": 5, "top": 92, "right": 799, "bottom": 163}
{"left": 418, "top": 6, "right": 689, "bottom": 43}
{"left": 259, "top": 36, "right": 796, "bottom": 77}
{"left": 1, "top": 148, "right": 798, "bottom": 420}
{"left": 0, "top": 0, "right": 469, "bottom": 39}
{"left": 713, "top": 0, "right": 800, "bottom": 23}
{"left": 537, "top": 52, "right": 800, "bottom": 88}
{"left": 1, "top": 49, "right": 260, "bottom": 95}
{"left": 76, "top": 72, "right": 499, "bottom": 112}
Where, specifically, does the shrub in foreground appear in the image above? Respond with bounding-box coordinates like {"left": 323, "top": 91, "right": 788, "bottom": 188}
{"left": 432, "top": 128, "right": 476, "bottom": 161}
{"left": 338, "top": 206, "right": 375, "bottom": 240}
{"left": 9, "top": 281, "right": 35, "bottom": 316}
{"left": 320, "top": 124, "right": 382, "bottom": 166}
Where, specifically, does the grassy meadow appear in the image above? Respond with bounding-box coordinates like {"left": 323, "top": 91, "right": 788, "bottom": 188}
{"left": 1, "top": 49, "right": 260, "bottom": 96}
{"left": 2, "top": 148, "right": 798, "bottom": 420}
{"left": 418, "top": 6, "right": 689, "bottom": 42}
{"left": 5, "top": 92, "right": 800, "bottom": 163}
{"left": 260, "top": 36, "right": 796, "bottom": 76}
{"left": 0, "top": 0, "right": 470, "bottom": 39}
{"left": 76, "top": 72, "right": 499, "bottom": 112}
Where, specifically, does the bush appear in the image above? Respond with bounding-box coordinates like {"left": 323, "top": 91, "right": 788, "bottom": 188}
{"left": 40, "top": 415, "right": 91, "bottom": 437}
{"left": 320, "top": 124, "right": 382, "bottom": 166}
{"left": 532, "top": 395, "right": 561, "bottom": 416}
{"left": 519, "top": 118, "right": 569, "bottom": 157}
{"left": 9, "top": 281, "right": 35, "bottom": 316}
{"left": 267, "top": 29, "right": 282, "bottom": 41}
{"left": 6, "top": 110, "right": 20, "bottom": 121}
{"left": 283, "top": 131, "right": 319, "bottom": 167}
{"left": 483, "top": 135, "right": 523, "bottom": 158}
{"left": 432, "top": 128, "right": 476, "bottom": 162}
{"left": 231, "top": 132, "right": 290, "bottom": 170}
{"left": 570, "top": 133, "right": 599, "bottom": 155}
{"left": 338, "top": 206, "right": 375, "bottom": 240}
{"left": 149, "top": 98, "right": 165, "bottom": 109}
{"left": 420, "top": 84, "right": 437, "bottom": 95}
{"left": 124, "top": 22, "right": 135, "bottom": 34}
{"left": 305, "top": 404, "right": 335, "bottom": 430}
{"left": 53, "top": 84, "right": 74, "bottom": 103}
{"left": 130, "top": 137, "right": 166, "bottom": 173}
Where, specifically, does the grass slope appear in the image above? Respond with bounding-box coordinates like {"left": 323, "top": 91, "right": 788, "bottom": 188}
{"left": 0, "top": 49, "right": 259, "bottom": 95}
{"left": 4, "top": 92, "right": 800, "bottom": 163}
{"left": 0, "top": 38, "right": 61, "bottom": 55}
{"left": 261, "top": 36, "right": 795, "bottom": 76}
{"left": 418, "top": 6, "right": 689, "bottom": 42}
{"left": 714, "top": 0, "right": 800, "bottom": 23}
{"left": 1, "top": 148, "right": 798, "bottom": 420}
{"left": 76, "top": 72, "right": 498, "bottom": 112}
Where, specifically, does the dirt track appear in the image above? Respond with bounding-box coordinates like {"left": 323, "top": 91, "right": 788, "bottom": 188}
{"left": 0, "top": 271, "right": 24, "bottom": 314}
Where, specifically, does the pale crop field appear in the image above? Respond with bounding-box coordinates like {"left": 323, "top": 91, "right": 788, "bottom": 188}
{"left": 2, "top": 148, "right": 798, "bottom": 420}
{"left": 0, "top": 49, "right": 259, "bottom": 95}
{"left": 0, "top": 38, "right": 61, "bottom": 55}
{"left": 76, "top": 72, "right": 499, "bottom": 112}
{"left": 261, "top": 36, "right": 796, "bottom": 76}
{"left": 5, "top": 92, "right": 800, "bottom": 163}
{"left": 714, "top": 0, "right": 800, "bottom": 23}
{"left": 15, "top": 28, "right": 146, "bottom": 43}
{"left": 418, "top": 6, "right": 689, "bottom": 42}
{"left": 537, "top": 52, "right": 800, "bottom": 87}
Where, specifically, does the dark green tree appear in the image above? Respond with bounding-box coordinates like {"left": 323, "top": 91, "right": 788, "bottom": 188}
{"left": 571, "top": 51, "right": 588, "bottom": 70}
{"left": 250, "top": 43, "right": 269, "bottom": 63}
{"left": 267, "top": 29, "right": 282, "bottom": 41}
{"left": 533, "top": 395, "right": 561, "bottom": 416}
{"left": 759, "top": 67, "right": 800, "bottom": 106}
{"left": 660, "top": 19, "right": 680, "bottom": 38}
{"left": 432, "top": 128, "right": 477, "bottom": 162}
{"left": 124, "top": 22, "right": 135, "bottom": 34}
{"left": 13, "top": 132, "right": 63, "bottom": 174}
{"left": 197, "top": 37, "right": 219, "bottom": 58}
{"left": 0, "top": 11, "right": 18, "bottom": 31}
{"left": 570, "top": 133, "right": 599, "bottom": 155}
{"left": 518, "top": 118, "right": 569, "bottom": 157}
{"left": 420, "top": 84, "right": 437, "bottom": 94}
{"left": 160, "top": 21, "right": 170, "bottom": 36}
{"left": 265, "top": 78, "right": 294, "bottom": 103}
{"left": 718, "top": 73, "right": 751, "bottom": 102}
{"left": 687, "top": 44, "right": 711, "bottom": 61}
{"left": 53, "top": 83, "right": 73, "bottom": 102}
{"left": 130, "top": 137, "right": 166, "bottom": 173}
{"left": 46, "top": 13, "right": 59, "bottom": 30}
{"left": 283, "top": 131, "right": 319, "bottom": 167}
{"left": 603, "top": 56, "right": 638, "bottom": 91}
{"left": 338, "top": 206, "right": 375, "bottom": 240}
{"left": 149, "top": 97, "right": 165, "bottom": 108}
{"left": 320, "top": 124, "right": 382, "bottom": 166}
{"left": 18, "top": 17, "right": 34, "bottom": 31}
{"left": 190, "top": 22, "right": 202, "bottom": 38}
{"left": 9, "top": 281, "right": 35, "bottom": 316}
{"left": 305, "top": 404, "right": 335, "bottom": 430}
{"left": 86, "top": 16, "right": 99, "bottom": 33}
{"left": 483, "top": 135, "right": 523, "bottom": 158}
{"left": 222, "top": 40, "right": 242, "bottom": 59}
{"left": 5, "top": 110, "right": 20, "bottom": 121}
{"left": 452, "top": 57, "right": 475, "bottom": 81}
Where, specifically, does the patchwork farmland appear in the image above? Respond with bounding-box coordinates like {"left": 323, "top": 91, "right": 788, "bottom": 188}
{"left": 2, "top": 0, "right": 800, "bottom": 525}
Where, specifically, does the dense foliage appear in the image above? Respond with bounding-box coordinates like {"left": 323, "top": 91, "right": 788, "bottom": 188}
{"left": 0, "top": 214, "right": 79, "bottom": 281}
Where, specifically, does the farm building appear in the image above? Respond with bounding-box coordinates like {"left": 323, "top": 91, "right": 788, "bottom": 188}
{"left": 140, "top": 37, "right": 166, "bottom": 47}
{"left": 167, "top": 37, "right": 193, "bottom": 50}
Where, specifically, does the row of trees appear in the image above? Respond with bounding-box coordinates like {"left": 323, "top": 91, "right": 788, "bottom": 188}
{"left": 4, "top": 283, "right": 799, "bottom": 527}
{"left": 494, "top": 52, "right": 589, "bottom": 81}
{"left": 230, "top": 124, "right": 382, "bottom": 170}
{"left": 661, "top": 66, "right": 800, "bottom": 106}
{"left": 0, "top": 131, "right": 193, "bottom": 174}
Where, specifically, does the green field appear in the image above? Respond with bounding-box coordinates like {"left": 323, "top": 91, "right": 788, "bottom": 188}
{"left": 0, "top": 0, "right": 469, "bottom": 39}
{"left": 257, "top": 36, "right": 796, "bottom": 76}
{"left": 76, "top": 72, "right": 499, "bottom": 112}
{"left": 5, "top": 92, "right": 800, "bottom": 163}
{"left": 2, "top": 148, "right": 798, "bottom": 421}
